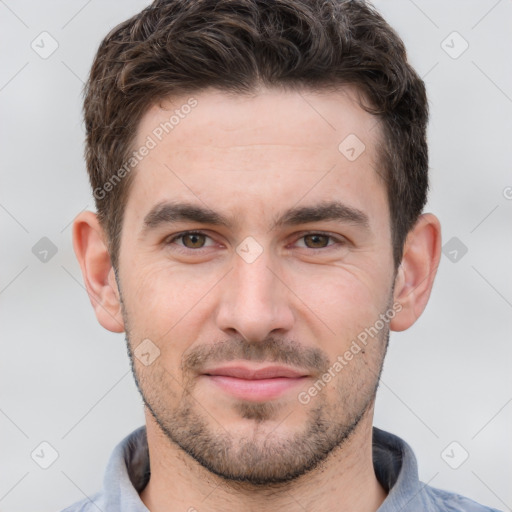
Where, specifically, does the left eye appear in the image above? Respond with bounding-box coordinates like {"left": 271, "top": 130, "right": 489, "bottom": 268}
{"left": 295, "top": 234, "right": 338, "bottom": 249}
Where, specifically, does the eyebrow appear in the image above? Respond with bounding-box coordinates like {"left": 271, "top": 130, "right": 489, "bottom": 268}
{"left": 141, "top": 200, "right": 370, "bottom": 236}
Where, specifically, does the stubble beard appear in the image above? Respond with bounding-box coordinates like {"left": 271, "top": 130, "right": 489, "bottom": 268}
{"left": 124, "top": 331, "right": 388, "bottom": 487}
{"left": 116, "top": 269, "right": 391, "bottom": 487}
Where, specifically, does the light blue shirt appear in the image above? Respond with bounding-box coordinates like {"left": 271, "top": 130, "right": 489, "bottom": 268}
{"left": 61, "top": 426, "right": 501, "bottom": 511}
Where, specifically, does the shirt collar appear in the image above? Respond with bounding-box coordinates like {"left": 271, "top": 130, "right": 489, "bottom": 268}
{"left": 101, "top": 425, "right": 435, "bottom": 511}
{"left": 372, "top": 427, "right": 436, "bottom": 511}
{"left": 102, "top": 426, "right": 149, "bottom": 511}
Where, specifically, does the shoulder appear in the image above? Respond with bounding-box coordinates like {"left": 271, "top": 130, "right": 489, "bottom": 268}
{"left": 424, "top": 484, "right": 503, "bottom": 512}
{"left": 59, "top": 491, "right": 104, "bottom": 512}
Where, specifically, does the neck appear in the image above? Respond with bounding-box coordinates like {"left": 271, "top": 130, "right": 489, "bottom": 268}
{"left": 140, "top": 409, "right": 387, "bottom": 512}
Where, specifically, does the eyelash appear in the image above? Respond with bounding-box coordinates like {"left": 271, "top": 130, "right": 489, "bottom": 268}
{"left": 165, "top": 230, "right": 346, "bottom": 253}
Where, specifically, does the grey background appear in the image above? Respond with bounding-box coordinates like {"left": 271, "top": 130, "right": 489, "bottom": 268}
{"left": 1, "top": 0, "right": 511, "bottom": 511}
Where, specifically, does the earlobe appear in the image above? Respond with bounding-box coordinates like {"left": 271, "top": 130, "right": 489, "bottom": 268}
{"left": 72, "top": 211, "right": 125, "bottom": 333}
{"left": 390, "top": 213, "right": 442, "bottom": 332}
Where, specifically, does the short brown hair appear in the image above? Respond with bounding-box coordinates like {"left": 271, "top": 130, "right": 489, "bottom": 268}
{"left": 84, "top": 0, "right": 428, "bottom": 270}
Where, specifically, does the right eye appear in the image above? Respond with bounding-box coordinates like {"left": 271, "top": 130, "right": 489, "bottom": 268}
{"left": 166, "top": 231, "right": 216, "bottom": 250}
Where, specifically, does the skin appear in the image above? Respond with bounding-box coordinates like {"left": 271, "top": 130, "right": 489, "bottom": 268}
{"left": 73, "top": 85, "right": 441, "bottom": 512}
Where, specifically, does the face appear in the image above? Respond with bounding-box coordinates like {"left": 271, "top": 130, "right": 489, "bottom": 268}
{"left": 116, "top": 86, "right": 397, "bottom": 485}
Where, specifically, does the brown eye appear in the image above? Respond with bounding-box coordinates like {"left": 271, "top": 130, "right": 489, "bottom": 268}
{"left": 303, "top": 234, "right": 331, "bottom": 248}
{"left": 181, "top": 233, "right": 207, "bottom": 248}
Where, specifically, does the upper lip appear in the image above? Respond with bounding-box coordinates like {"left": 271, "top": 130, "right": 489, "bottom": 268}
{"left": 202, "top": 365, "right": 309, "bottom": 380}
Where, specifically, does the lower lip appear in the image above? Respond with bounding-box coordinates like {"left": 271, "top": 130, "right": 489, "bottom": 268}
{"left": 203, "top": 375, "right": 307, "bottom": 401}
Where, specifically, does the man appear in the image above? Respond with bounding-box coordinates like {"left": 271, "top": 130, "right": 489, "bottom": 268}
{"left": 63, "top": 0, "right": 499, "bottom": 510}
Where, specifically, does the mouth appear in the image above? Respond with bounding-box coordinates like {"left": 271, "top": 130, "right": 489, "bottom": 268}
{"left": 200, "top": 364, "right": 310, "bottom": 402}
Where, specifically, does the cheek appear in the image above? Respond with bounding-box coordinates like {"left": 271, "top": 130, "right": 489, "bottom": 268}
{"left": 287, "top": 266, "right": 392, "bottom": 382}
{"left": 288, "top": 265, "right": 389, "bottom": 334}
{"left": 120, "top": 261, "right": 217, "bottom": 357}
{"left": 124, "top": 259, "right": 212, "bottom": 314}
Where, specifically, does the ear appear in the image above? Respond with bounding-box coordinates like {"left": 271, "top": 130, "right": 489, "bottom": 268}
{"left": 72, "top": 211, "right": 125, "bottom": 333}
{"left": 390, "top": 213, "right": 442, "bottom": 332}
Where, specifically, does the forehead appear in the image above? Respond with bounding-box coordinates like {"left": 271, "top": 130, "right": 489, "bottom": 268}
{"left": 136, "top": 86, "right": 380, "bottom": 167}
{"left": 125, "top": 86, "right": 386, "bottom": 227}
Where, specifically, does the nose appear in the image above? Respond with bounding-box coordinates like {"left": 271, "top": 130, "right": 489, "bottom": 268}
{"left": 215, "top": 249, "right": 295, "bottom": 342}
